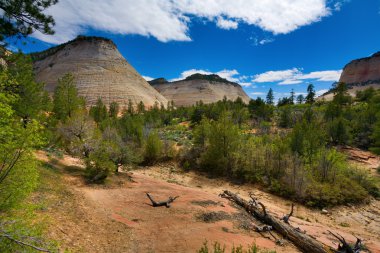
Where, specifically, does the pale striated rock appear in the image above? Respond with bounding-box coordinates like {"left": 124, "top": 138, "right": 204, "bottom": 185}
{"left": 340, "top": 52, "right": 380, "bottom": 86}
{"left": 150, "top": 74, "right": 250, "bottom": 107}
{"left": 318, "top": 52, "right": 380, "bottom": 101}
{"left": 32, "top": 36, "right": 168, "bottom": 108}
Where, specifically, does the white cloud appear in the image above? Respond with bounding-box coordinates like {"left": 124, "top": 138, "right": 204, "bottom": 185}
{"left": 298, "top": 70, "right": 342, "bottom": 81}
{"left": 239, "top": 82, "right": 252, "bottom": 87}
{"left": 216, "top": 17, "right": 238, "bottom": 30}
{"left": 142, "top": 76, "right": 154, "bottom": 81}
{"left": 33, "top": 0, "right": 337, "bottom": 44}
{"left": 279, "top": 79, "right": 303, "bottom": 85}
{"left": 251, "top": 92, "right": 265, "bottom": 95}
{"left": 253, "top": 68, "right": 342, "bottom": 85}
{"left": 253, "top": 68, "right": 302, "bottom": 83}
{"left": 259, "top": 38, "right": 275, "bottom": 45}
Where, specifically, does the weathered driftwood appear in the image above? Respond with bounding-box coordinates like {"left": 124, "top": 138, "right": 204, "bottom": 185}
{"left": 220, "top": 190, "right": 330, "bottom": 253}
{"left": 146, "top": 193, "right": 179, "bottom": 208}
{"left": 328, "top": 231, "right": 362, "bottom": 253}
{"left": 220, "top": 190, "right": 363, "bottom": 253}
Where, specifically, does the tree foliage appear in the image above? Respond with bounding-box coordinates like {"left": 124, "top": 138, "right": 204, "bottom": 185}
{"left": 53, "top": 73, "right": 84, "bottom": 120}
{"left": 0, "top": 0, "right": 58, "bottom": 43}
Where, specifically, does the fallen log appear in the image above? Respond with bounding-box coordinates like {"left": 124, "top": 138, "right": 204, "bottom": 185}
{"left": 220, "top": 190, "right": 329, "bottom": 253}
{"left": 146, "top": 193, "right": 179, "bottom": 208}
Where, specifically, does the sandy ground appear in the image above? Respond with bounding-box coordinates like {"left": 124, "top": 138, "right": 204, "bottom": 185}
{"left": 36, "top": 151, "right": 380, "bottom": 253}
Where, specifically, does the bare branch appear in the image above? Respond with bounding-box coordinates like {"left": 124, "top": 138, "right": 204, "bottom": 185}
{"left": 0, "top": 232, "right": 51, "bottom": 252}
{"left": 281, "top": 203, "right": 294, "bottom": 224}
{"left": 146, "top": 193, "right": 179, "bottom": 208}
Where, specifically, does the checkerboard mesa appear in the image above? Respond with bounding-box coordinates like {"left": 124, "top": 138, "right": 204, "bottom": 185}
{"left": 32, "top": 36, "right": 168, "bottom": 108}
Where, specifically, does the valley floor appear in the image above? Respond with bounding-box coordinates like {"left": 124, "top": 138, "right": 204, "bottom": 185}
{"left": 35, "top": 151, "right": 380, "bottom": 253}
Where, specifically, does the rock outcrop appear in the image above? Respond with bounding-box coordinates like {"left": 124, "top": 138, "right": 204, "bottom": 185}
{"left": 150, "top": 74, "right": 250, "bottom": 107}
{"left": 32, "top": 36, "right": 168, "bottom": 108}
{"left": 339, "top": 52, "right": 380, "bottom": 87}
{"left": 318, "top": 52, "right": 380, "bottom": 100}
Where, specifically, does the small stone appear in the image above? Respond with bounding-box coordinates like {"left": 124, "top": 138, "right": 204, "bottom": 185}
{"left": 321, "top": 209, "right": 329, "bottom": 215}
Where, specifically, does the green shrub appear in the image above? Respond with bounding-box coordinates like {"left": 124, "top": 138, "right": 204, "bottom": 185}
{"left": 143, "top": 131, "right": 163, "bottom": 164}
{"left": 85, "top": 149, "right": 116, "bottom": 183}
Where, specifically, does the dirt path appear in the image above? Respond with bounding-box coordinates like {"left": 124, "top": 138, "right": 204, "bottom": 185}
{"left": 36, "top": 152, "right": 380, "bottom": 253}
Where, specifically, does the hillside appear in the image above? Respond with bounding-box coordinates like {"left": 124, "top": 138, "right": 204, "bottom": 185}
{"left": 32, "top": 36, "right": 168, "bottom": 108}
{"left": 320, "top": 52, "right": 380, "bottom": 100}
{"left": 150, "top": 74, "right": 250, "bottom": 107}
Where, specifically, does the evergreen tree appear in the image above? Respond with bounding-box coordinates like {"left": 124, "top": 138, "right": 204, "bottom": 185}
{"left": 200, "top": 111, "right": 240, "bottom": 175}
{"left": 0, "top": 0, "right": 58, "bottom": 43}
{"left": 127, "top": 99, "right": 134, "bottom": 115}
{"left": 137, "top": 101, "right": 145, "bottom": 114}
{"left": 305, "top": 83, "right": 316, "bottom": 104}
{"left": 328, "top": 117, "right": 351, "bottom": 145}
{"left": 53, "top": 73, "right": 83, "bottom": 120}
{"left": 296, "top": 94, "right": 304, "bottom": 104}
{"left": 290, "top": 89, "right": 295, "bottom": 104}
{"left": 333, "top": 82, "right": 351, "bottom": 106}
{"left": 89, "top": 98, "right": 108, "bottom": 123}
{"left": 266, "top": 88, "right": 274, "bottom": 105}
{"left": 109, "top": 101, "right": 119, "bottom": 118}
{"left": 5, "top": 53, "right": 50, "bottom": 123}
{"left": 279, "top": 106, "right": 292, "bottom": 128}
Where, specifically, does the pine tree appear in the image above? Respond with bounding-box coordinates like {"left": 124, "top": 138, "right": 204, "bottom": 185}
{"left": 266, "top": 88, "right": 274, "bottom": 105}
{"left": 0, "top": 0, "right": 58, "bottom": 43}
{"left": 5, "top": 53, "right": 49, "bottom": 123}
{"left": 127, "top": 99, "right": 134, "bottom": 115}
{"left": 53, "top": 73, "right": 83, "bottom": 120}
{"left": 200, "top": 111, "right": 240, "bottom": 175}
{"left": 333, "top": 82, "right": 351, "bottom": 106}
{"left": 89, "top": 98, "right": 108, "bottom": 123}
{"left": 109, "top": 101, "right": 119, "bottom": 118}
{"left": 290, "top": 89, "right": 295, "bottom": 104}
{"left": 137, "top": 101, "right": 145, "bottom": 114}
{"left": 296, "top": 94, "right": 304, "bottom": 104}
{"left": 305, "top": 83, "right": 316, "bottom": 104}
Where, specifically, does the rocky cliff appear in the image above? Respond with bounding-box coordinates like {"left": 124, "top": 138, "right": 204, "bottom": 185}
{"left": 32, "top": 36, "right": 168, "bottom": 108}
{"left": 339, "top": 52, "right": 380, "bottom": 87}
{"left": 318, "top": 52, "right": 380, "bottom": 100}
{"left": 150, "top": 74, "right": 250, "bottom": 107}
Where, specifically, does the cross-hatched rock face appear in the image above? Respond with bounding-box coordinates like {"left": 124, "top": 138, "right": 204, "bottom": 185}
{"left": 151, "top": 76, "right": 250, "bottom": 107}
{"left": 339, "top": 52, "right": 380, "bottom": 87}
{"left": 32, "top": 36, "right": 168, "bottom": 108}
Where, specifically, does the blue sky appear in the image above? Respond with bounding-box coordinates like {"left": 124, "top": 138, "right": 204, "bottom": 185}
{"left": 11, "top": 0, "right": 380, "bottom": 101}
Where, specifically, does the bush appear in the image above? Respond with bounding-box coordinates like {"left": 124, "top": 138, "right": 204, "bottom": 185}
{"left": 85, "top": 149, "right": 116, "bottom": 183}
{"left": 143, "top": 131, "right": 163, "bottom": 164}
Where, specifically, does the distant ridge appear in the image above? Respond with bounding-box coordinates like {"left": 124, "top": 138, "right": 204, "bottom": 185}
{"left": 151, "top": 73, "right": 250, "bottom": 107}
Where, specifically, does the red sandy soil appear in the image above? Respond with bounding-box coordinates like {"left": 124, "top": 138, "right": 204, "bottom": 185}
{"left": 36, "top": 151, "right": 380, "bottom": 253}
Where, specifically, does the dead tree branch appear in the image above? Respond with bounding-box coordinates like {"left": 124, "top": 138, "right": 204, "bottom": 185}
{"left": 328, "top": 231, "right": 362, "bottom": 253}
{"left": 0, "top": 232, "right": 51, "bottom": 252}
{"left": 281, "top": 203, "right": 294, "bottom": 224}
{"left": 220, "top": 190, "right": 328, "bottom": 253}
{"left": 146, "top": 193, "right": 179, "bottom": 208}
